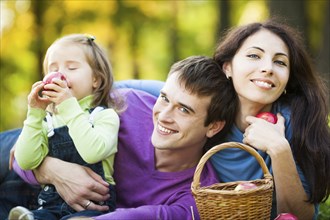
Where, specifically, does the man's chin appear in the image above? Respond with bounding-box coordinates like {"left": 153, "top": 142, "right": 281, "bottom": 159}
{"left": 151, "top": 136, "right": 169, "bottom": 150}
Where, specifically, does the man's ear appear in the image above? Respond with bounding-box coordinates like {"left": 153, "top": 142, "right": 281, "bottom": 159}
{"left": 206, "top": 121, "right": 225, "bottom": 138}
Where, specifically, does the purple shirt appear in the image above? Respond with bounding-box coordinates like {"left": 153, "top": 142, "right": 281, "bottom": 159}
{"left": 15, "top": 88, "right": 219, "bottom": 220}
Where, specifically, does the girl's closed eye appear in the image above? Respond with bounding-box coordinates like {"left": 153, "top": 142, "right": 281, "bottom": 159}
{"left": 67, "top": 65, "right": 78, "bottom": 71}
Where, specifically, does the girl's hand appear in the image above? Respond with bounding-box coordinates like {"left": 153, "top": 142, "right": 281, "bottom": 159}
{"left": 42, "top": 78, "right": 73, "bottom": 106}
{"left": 243, "top": 113, "right": 289, "bottom": 156}
{"left": 28, "top": 81, "right": 51, "bottom": 109}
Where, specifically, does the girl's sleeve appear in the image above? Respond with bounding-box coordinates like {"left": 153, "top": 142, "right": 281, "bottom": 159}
{"left": 57, "top": 98, "right": 119, "bottom": 164}
{"left": 14, "top": 107, "right": 48, "bottom": 170}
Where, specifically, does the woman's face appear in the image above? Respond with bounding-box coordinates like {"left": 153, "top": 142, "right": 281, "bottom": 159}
{"left": 224, "top": 29, "right": 290, "bottom": 107}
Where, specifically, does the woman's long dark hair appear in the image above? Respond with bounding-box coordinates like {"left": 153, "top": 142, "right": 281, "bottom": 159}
{"left": 214, "top": 19, "right": 330, "bottom": 203}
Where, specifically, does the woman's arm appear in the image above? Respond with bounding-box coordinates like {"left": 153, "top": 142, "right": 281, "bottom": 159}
{"left": 114, "top": 80, "right": 164, "bottom": 97}
{"left": 269, "top": 142, "right": 314, "bottom": 218}
{"left": 243, "top": 114, "right": 315, "bottom": 219}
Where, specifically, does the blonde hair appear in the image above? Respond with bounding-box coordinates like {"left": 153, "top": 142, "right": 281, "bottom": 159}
{"left": 43, "top": 34, "right": 124, "bottom": 112}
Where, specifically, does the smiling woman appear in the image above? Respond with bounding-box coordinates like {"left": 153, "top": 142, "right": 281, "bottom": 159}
{"left": 222, "top": 29, "right": 290, "bottom": 110}
{"left": 211, "top": 19, "right": 330, "bottom": 219}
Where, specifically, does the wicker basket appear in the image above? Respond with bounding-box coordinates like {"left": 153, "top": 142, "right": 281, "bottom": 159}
{"left": 191, "top": 142, "right": 274, "bottom": 220}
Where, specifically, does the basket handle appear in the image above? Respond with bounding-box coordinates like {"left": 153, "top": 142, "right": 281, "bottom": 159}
{"left": 192, "top": 142, "right": 272, "bottom": 191}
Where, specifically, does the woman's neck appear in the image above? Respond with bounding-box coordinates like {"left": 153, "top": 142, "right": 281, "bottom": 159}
{"left": 235, "top": 101, "right": 272, "bottom": 131}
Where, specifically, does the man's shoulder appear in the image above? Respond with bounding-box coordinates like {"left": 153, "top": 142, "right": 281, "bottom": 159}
{"left": 116, "top": 88, "right": 154, "bottom": 158}
{"left": 117, "top": 88, "right": 155, "bottom": 126}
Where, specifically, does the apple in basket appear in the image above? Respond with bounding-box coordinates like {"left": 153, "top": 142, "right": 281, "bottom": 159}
{"left": 234, "top": 182, "right": 258, "bottom": 191}
{"left": 274, "top": 213, "right": 298, "bottom": 220}
{"left": 256, "top": 112, "right": 278, "bottom": 124}
{"left": 43, "top": 72, "right": 67, "bottom": 90}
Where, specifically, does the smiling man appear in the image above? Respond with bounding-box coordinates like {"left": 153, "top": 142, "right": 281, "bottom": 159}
{"left": 8, "top": 56, "right": 237, "bottom": 220}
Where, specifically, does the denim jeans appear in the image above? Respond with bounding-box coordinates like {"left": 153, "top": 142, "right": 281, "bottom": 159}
{"left": 34, "top": 125, "right": 116, "bottom": 218}
{"left": 0, "top": 128, "right": 40, "bottom": 219}
{"left": 0, "top": 126, "right": 116, "bottom": 219}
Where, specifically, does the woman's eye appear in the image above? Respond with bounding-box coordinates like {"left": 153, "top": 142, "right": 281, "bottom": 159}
{"left": 247, "top": 54, "right": 259, "bottom": 59}
{"left": 68, "top": 67, "right": 77, "bottom": 70}
{"left": 275, "top": 60, "right": 287, "bottom": 66}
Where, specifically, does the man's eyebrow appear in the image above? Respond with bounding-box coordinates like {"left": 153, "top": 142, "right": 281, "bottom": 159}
{"left": 179, "top": 102, "right": 195, "bottom": 113}
{"left": 160, "top": 90, "right": 195, "bottom": 113}
{"left": 249, "top": 46, "right": 288, "bottom": 57}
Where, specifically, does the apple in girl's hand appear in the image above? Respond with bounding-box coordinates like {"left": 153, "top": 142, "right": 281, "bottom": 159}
{"left": 43, "top": 72, "right": 66, "bottom": 86}
{"left": 42, "top": 72, "right": 66, "bottom": 91}
{"left": 274, "top": 213, "right": 298, "bottom": 220}
{"left": 256, "top": 112, "right": 278, "bottom": 124}
{"left": 234, "top": 182, "right": 257, "bottom": 191}
{"left": 38, "top": 72, "right": 66, "bottom": 96}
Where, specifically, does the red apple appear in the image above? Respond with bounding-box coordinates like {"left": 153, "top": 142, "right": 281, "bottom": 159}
{"left": 274, "top": 213, "right": 298, "bottom": 220}
{"left": 234, "top": 182, "right": 258, "bottom": 191}
{"left": 42, "top": 72, "right": 66, "bottom": 91}
{"left": 43, "top": 72, "right": 66, "bottom": 85}
{"left": 256, "top": 112, "right": 278, "bottom": 124}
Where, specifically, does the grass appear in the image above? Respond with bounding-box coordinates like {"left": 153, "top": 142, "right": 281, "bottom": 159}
{"left": 318, "top": 117, "right": 330, "bottom": 219}
{"left": 317, "top": 197, "right": 330, "bottom": 219}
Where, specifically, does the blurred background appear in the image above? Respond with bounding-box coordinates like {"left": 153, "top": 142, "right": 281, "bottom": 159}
{"left": 1, "top": 0, "right": 329, "bottom": 132}
{"left": 0, "top": 0, "right": 329, "bottom": 217}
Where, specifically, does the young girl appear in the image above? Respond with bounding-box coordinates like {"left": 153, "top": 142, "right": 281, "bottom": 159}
{"left": 9, "top": 34, "right": 121, "bottom": 220}
{"left": 211, "top": 19, "right": 330, "bottom": 219}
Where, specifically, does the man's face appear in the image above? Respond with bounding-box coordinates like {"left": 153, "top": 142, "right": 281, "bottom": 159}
{"left": 151, "top": 72, "right": 215, "bottom": 152}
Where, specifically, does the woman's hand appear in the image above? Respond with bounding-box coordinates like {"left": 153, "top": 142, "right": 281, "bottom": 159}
{"left": 243, "top": 113, "right": 288, "bottom": 156}
{"left": 34, "top": 157, "right": 110, "bottom": 212}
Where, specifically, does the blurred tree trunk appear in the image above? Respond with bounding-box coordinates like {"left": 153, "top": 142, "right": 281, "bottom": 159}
{"left": 112, "top": 1, "right": 144, "bottom": 79}
{"left": 131, "top": 25, "right": 139, "bottom": 79}
{"left": 269, "top": 0, "right": 308, "bottom": 39}
{"left": 269, "top": 0, "right": 329, "bottom": 101}
{"left": 216, "top": 0, "right": 230, "bottom": 40}
{"left": 169, "top": 1, "right": 179, "bottom": 65}
{"left": 31, "top": 1, "right": 46, "bottom": 80}
{"left": 317, "top": 1, "right": 329, "bottom": 86}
